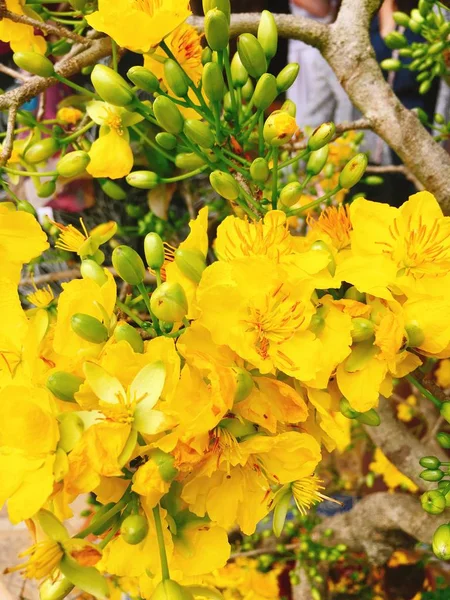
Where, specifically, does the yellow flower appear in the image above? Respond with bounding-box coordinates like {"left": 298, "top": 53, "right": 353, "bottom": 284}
{"left": 132, "top": 459, "right": 170, "bottom": 508}
{"left": 291, "top": 474, "right": 331, "bottom": 515}
{"left": 0, "top": 0, "right": 46, "bottom": 53}
{"left": 0, "top": 385, "right": 59, "bottom": 523}
{"left": 86, "top": 101, "right": 143, "bottom": 179}
{"left": 86, "top": 0, "right": 191, "bottom": 53}
{"left": 5, "top": 540, "right": 63, "bottom": 579}
{"left": 436, "top": 359, "right": 450, "bottom": 389}
{"left": 56, "top": 107, "right": 84, "bottom": 125}
{"left": 396, "top": 394, "right": 417, "bottom": 423}
{"left": 369, "top": 448, "right": 418, "bottom": 492}
{"left": 52, "top": 218, "right": 117, "bottom": 256}
{"left": 306, "top": 387, "right": 351, "bottom": 452}
{"left": 27, "top": 280, "right": 54, "bottom": 309}
{"left": 307, "top": 204, "right": 352, "bottom": 251}
{"left": 0, "top": 204, "right": 49, "bottom": 283}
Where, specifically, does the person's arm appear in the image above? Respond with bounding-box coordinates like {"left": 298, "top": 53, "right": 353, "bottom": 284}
{"left": 291, "top": 0, "right": 331, "bottom": 18}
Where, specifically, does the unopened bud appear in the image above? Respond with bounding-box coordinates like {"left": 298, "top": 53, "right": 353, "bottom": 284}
{"left": 279, "top": 182, "right": 303, "bottom": 208}
{"left": 202, "top": 0, "right": 231, "bottom": 21}
{"left": 380, "top": 58, "right": 402, "bottom": 72}
{"left": 233, "top": 367, "right": 254, "bottom": 403}
{"left": 241, "top": 78, "right": 254, "bottom": 101}
{"left": 237, "top": 33, "right": 267, "bottom": 79}
{"left": 250, "top": 157, "right": 269, "bottom": 183}
{"left": 280, "top": 99, "right": 296, "bottom": 117}
{"left": 205, "top": 8, "right": 229, "bottom": 51}
{"left": 25, "top": 137, "right": 60, "bottom": 164}
{"left": 405, "top": 321, "right": 425, "bottom": 347}
{"left": 39, "top": 575, "right": 74, "bottom": 600}
{"left": 114, "top": 322, "right": 144, "bottom": 353}
{"left": 384, "top": 31, "right": 407, "bottom": 49}
{"left": 441, "top": 402, "right": 450, "bottom": 424}
{"left": 47, "top": 372, "right": 83, "bottom": 403}
{"left": 253, "top": 73, "right": 278, "bottom": 111}
{"left": 127, "top": 66, "right": 160, "bottom": 93}
{"left": 433, "top": 524, "right": 450, "bottom": 559}
{"left": 276, "top": 63, "right": 299, "bottom": 93}
{"left": 210, "top": 170, "right": 240, "bottom": 200}
{"left": 306, "top": 145, "right": 329, "bottom": 175}
{"left": 420, "top": 456, "right": 441, "bottom": 469}
{"left": 164, "top": 59, "right": 189, "bottom": 97}
{"left": 202, "top": 62, "right": 225, "bottom": 102}
{"left": 126, "top": 170, "right": 159, "bottom": 189}
{"left": 339, "top": 153, "right": 368, "bottom": 189}
{"left": 308, "top": 122, "right": 336, "bottom": 151}
{"left": 355, "top": 408, "right": 380, "bottom": 427}
{"left": 151, "top": 580, "right": 194, "bottom": 600}
{"left": 344, "top": 286, "right": 366, "bottom": 302}
{"left": 58, "top": 412, "right": 85, "bottom": 453}
{"left": 175, "top": 248, "right": 206, "bottom": 283}
{"left": 149, "top": 448, "right": 178, "bottom": 481}
{"left": 112, "top": 245, "right": 146, "bottom": 286}
{"left": 437, "top": 432, "right": 450, "bottom": 449}
{"left": 144, "top": 232, "right": 165, "bottom": 269}
{"left": 153, "top": 95, "right": 184, "bottom": 135}
{"left": 120, "top": 514, "right": 149, "bottom": 545}
{"left": 220, "top": 417, "right": 255, "bottom": 438}
{"left": 57, "top": 151, "right": 90, "bottom": 178}
{"left": 201, "top": 47, "right": 212, "bottom": 65}
{"left": 37, "top": 181, "right": 56, "bottom": 198}
{"left": 264, "top": 110, "right": 297, "bottom": 146}
{"left": 156, "top": 132, "right": 177, "bottom": 150}
{"left": 340, "top": 397, "right": 358, "bottom": 419}
{"left": 231, "top": 52, "right": 248, "bottom": 87}
{"left": 80, "top": 259, "right": 108, "bottom": 286}
{"left": 258, "top": 10, "right": 278, "bottom": 60}
{"left": 16, "top": 200, "right": 37, "bottom": 216}
{"left": 184, "top": 119, "right": 215, "bottom": 149}
{"left": 150, "top": 282, "right": 188, "bottom": 322}
{"left": 393, "top": 11, "right": 410, "bottom": 27}
{"left": 351, "top": 318, "right": 375, "bottom": 343}
{"left": 91, "top": 64, "right": 134, "bottom": 106}
{"left": 273, "top": 489, "right": 291, "bottom": 537}
{"left": 71, "top": 313, "right": 109, "bottom": 344}
{"left": 175, "top": 153, "right": 206, "bottom": 170}
{"left": 13, "top": 51, "right": 55, "bottom": 77}
{"left": 420, "top": 468, "right": 444, "bottom": 482}
{"left": 99, "top": 178, "right": 126, "bottom": 200}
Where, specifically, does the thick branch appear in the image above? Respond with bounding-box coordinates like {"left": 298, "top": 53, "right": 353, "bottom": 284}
{"left": 0, "top": 9, "right": 89, "bottom": 45}
{"left": 314, "top": 492, "right": 447, "bottom": 565}
{"left": 364, "top": 397, "right": 447, "bottom": 492}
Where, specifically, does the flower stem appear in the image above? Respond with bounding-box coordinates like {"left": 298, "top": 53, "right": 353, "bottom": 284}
{"left": 111, "top": 40, "right": 118, "bottom": 72}
{"left": 55, "top": 75, "right": 97, "bottom": 98}
{"left": 161, "top": 165, "right": 208, "bottom": 183}
{"left": 153, "top": 505, "right": 170, "bottom": 581}
{"left": 62, "top": 120, "right": 94, "bottom": 144}
{"left": 137, "top": 282, "right": 161, "bottom": 335}
{"left": 271, "top": 146, "right": 279, "bottom": 210}
{"left": 285, "top": 185, "right": 341, "bottom": 216}
{"left": 278, "top": 148, "right": 310, "bottom": 170}
{"left": 406, "top": 374, "right": 442, "bottom": 409}
{"left": 116, "top": 298, "right": 146, "bottom": 328}
{"left": 76, "top": 495, "right": 129, "bottom": 539}
{"left": 2, "top": 167, "right": 57, "bottom": 177}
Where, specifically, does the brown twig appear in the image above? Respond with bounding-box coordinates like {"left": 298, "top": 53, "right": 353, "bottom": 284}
{"left": 230, "top": 542, "right": 299, "bottom": 560}
{"left": 0, "top": 64, "right": 30, "bottom": 81}
{"left": 0, "top": 9, "right": 90, "bottom": 45}
{"left": 0, "top": 106, "right": 18, "bottom": 167}
{"left": 290, "top": 118, "right": 372, "bottom": 151}
{"left": 20, "top": 267, "right": 155, "bottom": 288}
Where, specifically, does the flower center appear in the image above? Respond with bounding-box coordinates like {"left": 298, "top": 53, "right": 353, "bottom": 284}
{"left": 308, "top": 205, "right": 352, "bottom": 250}
{"left": 52, "top": 218, "right": 88, "bottom": 253}
{"left": 135, "top": 0, "right": 162, "bottom": 17}
{"left": 105, "top": 110, "right": 123, "bottom": 135}
{"left": 221, "top": 218, "right": 291, "bottom": 262}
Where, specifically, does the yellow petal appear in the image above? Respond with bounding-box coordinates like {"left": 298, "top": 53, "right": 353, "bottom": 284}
{"left": 87, "top": 130, "right": 133, "bottom": 179}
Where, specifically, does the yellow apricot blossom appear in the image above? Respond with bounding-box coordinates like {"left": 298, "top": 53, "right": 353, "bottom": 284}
{"left": 369, "top": 448, "right": 418, "bottom": 492}
{"left": 0, "top": 0, "right": 46, "bottom": 53}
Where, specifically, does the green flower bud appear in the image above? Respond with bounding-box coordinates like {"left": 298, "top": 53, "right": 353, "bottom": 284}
{"left": 309, "top": 314, "right": 325, "bottom": 336}
{"left": 363, "top": 175, "right": 384, "bottom": 185}
{"left": 411, "top": 8, "right": 425, "bottom": 23}
{"left": 276, "top": 63, "right": 299, "bottom": 93}
{"left": 184, "top": 119, "right": 215, "bottom": 149}
{"left": 380, "top": 58, "right": 402, "bottom": 71}
{"left": 201, "top": 47, "right": 213, "bottom": 65}
{"left": 241, "top": 78, "right": 254, "bottom": 101}
{"left": 164, "top": 58, "right": 189, "bottom": 97}
{"left": 231, "top": 52, "right": 248, "bottom": 87}
{"left": 144, "top": 232, "right": 165, "bottom": 269}
{"left": 151, "top": 580, "right": 194, "bottom": 600}
{"left": 384, "top": 31, "right": 408, "bottom": 49}
{"left": 306, "top": 145, "right": 329, "bottom": 175}
{"left": 57, "top": 151, "right": 90, "bottom": 178}
{"left": 37, "top": 180, "right": 56, "bottom": 198}
{"left": 126, "top": 170, "right": 159, "bottom": 189}
{"left": 405, "top": 321, "right": 425, "bottom": 347}
{"left": 150, "top": 282, "right": 188, "bottom": 322}
{"left": 39, "top": 576, "right": 74, "bottom": 600}
{"left": 439, "top": 403, "right": 450, "bottom": 428}
{"left": 205, "top": 8, "right": 229, "bottom": 51}
{"left": 120, "top": 514, "right": 149, "bottom": 545}
{"left": 339, "top": 153, "right": 368, "bottom": 189}
{"left": 399, "top": 48, "right": 413, "bottom": 58}
{"left": 237, "top": 33, "right": 267, "bottom": 79}
{"left": 127, "top": 66, "right": 160, "bottom": 93}
{"left": 419, "top": 80, "right": 432, "bottom": 95}
{"left": 437, "top": 432, "right": 450, "bottom": 449}
{"left": 355, "top": 408, "right": 380, "bottom": 427}
{"left": 58, "top": 412, "right": 85, "bottom": 453}
{"left": 420, "top": 468, "right": 444, "bottom": 482}
{"left": 114, "top": 322, "right": 144, "bottom": 353}
{"left": 351, "top": 318, "right": 375, "bottom": 343}
{"left": 149, "top": 448, "right": 178, "bottom": 482}
{"left": 175, "top": 248, "right": 206, "bottom": 283}
{"left": 209, "top": 170, "right": 240, "bottom": 200}
{"left": 420, "top": 456, "right": 441, "bottom": 469}
{"left": 25, "top": 137, "right": 60, "bottom": 164}
{"left": 175, "top": 153, "right": 206, "bottom": 170}
{"left": 250, "top": 157, "right": 269, "bottom": 183}
{"left": 340, "top": 397, "right": 358, "bottom": 420}
{"left": 418, "top": 0, "right": 432, "bottom": 17}
{"left": 220, "top": 417, "right": 255, "bottom": 438}
{"left": 47, "top": 371, "right": 83, "bottom": 403}
{"left": 112, "top": 245, "right": 146, "bottom": 285}
{"left": 156, "top": 132, "right": 177, "bottom": 150}
{"left": 233, "top": 367, "right": 254, "bottom": 403}
{"left": 99, "top": 178, "right": 127, "bottom": 200}
{"left": 279, "top": 182, "right": 303, "bottom": 208}
{"left": 91, "top": 64, "right": 134, "bottom": 107}
{"left": 13, "top": 51, "right": 55, "bottom": 77}
{"left": 258, "top": 10, "right": 278, "bottom": 61}
{"left": 393, "top": 11, "right": 411, "bottom": 27}
{"left": 223, "top": 91, "right": 233, "bottom": 113}
{"left": 80, "top": 259, "right": 108, "bottom": 286}
{"left": 308, "top": 122, "right": 336, "bottom": 151}
{"left": 202, "top": 0, "right": 231, "bottom": 21}
{"left": 273, "top": 488, "right": 291, "bottom": 537}
{"left": 153, "top": 95, "right": 184, "bottom": 134}
{"left": 263, "top": 110, "right": 298, "bottom": 146}
{"left": 16, "top": 200, "right": 37, "bottom": 216}
{"left": 202, "top": 62, "right": 225, "bottom": 102}
{"left": 280, "top": 99, "right": 296, "bottom": 117}
{"left": 253, "top": 73, "right": 278, "bottom": 111}
{"left": 433, "top": 523, "right": 450, "bottom": 559}
{"left": 71, "top": 313, "right": 109, "bottom": 344}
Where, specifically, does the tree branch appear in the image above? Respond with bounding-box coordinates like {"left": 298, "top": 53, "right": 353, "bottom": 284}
{"left": 313, "top": 492, "right": 447, "bottom": 565}
{"left": 0, "top": 8, "right": 90, "bottom": 45}
{"left": 290, "top": 118, "right": 372, "bottom": 150}
{"left": 0, "top": 64, "right": 30, "bottom": 81}
{"left": 0, "top": 106, "right": 17, "bottom": 167}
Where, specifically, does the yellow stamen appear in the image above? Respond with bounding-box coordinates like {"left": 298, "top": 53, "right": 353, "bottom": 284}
{"left": 134, "top": 0, "right": 162, "bottom": 17}
{"left": 52, "top": 218, "right": 88, "bottom": 253}
{"left": 4, "top": 541, "right": 63, "bottom": 580}
{"left": 308, "top": 205, "right": 352, "bottom": 250}
{"left": 27, "top": 276, "right": 54, "bottom": 308}
{"left": 292, "top": 475, "right": 342, "bottom": 515}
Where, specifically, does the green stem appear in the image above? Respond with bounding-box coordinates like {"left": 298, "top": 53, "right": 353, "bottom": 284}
{"left": 62, "top": 120, "right": 94, "bottom": 144}
{"left": 271, "top": 146, "right": 279, "bottom": 210}
{"left": 278, "top": 148, "right": 310, "bottom": 170}
{"left": 155, "top": 269, "right": 162, "bottom": 288}
{"left": 238, "top": 185, "right": 265, "bottom": 216}
{"left": 215, "top": 150, "right": 249, "bottom": 177}
{"left": 131, "top": 125, "right": 176, "bottom": 164}
{"left": 222, "top": 48, "right": 238, "bottom": 129}
{"left": 55, "top": 75, "right": 97, "bottom": 98}
{"left": 116, "top": 299, "right": 146, "bottom": 328}
{"left": 258, "top": 111, "right": 265, "bottom": 156}
{"left": 76, "top": 496, "right": 129, "bottom": 539}
{"left": 222, "top": 147, "right": 251, "bottom": 166}
{"left": 137, "top": 282, "right": 161, "bottom": 335}
{"left": 285, "top": 185, "right": 341, "bottom": 216}
{"left": 2, "top": 167, "right": 57, "bottom": 177}
{"left": 161, "top": 165, "right": 208, "bottom": 183}
{"left": 213, "top": 102, "right": 223, "bottom": 143}
{"left": 111, "top": 40, "right": 118, "bottom": 71}
{"left": 98, "top": 521, "right": 120, "bottom": 549}
{"left": 153, "top": 505, "right": 170, "bottom": 581}
{"left": 406, "top": 374, "right": 442, "bottom": 409}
